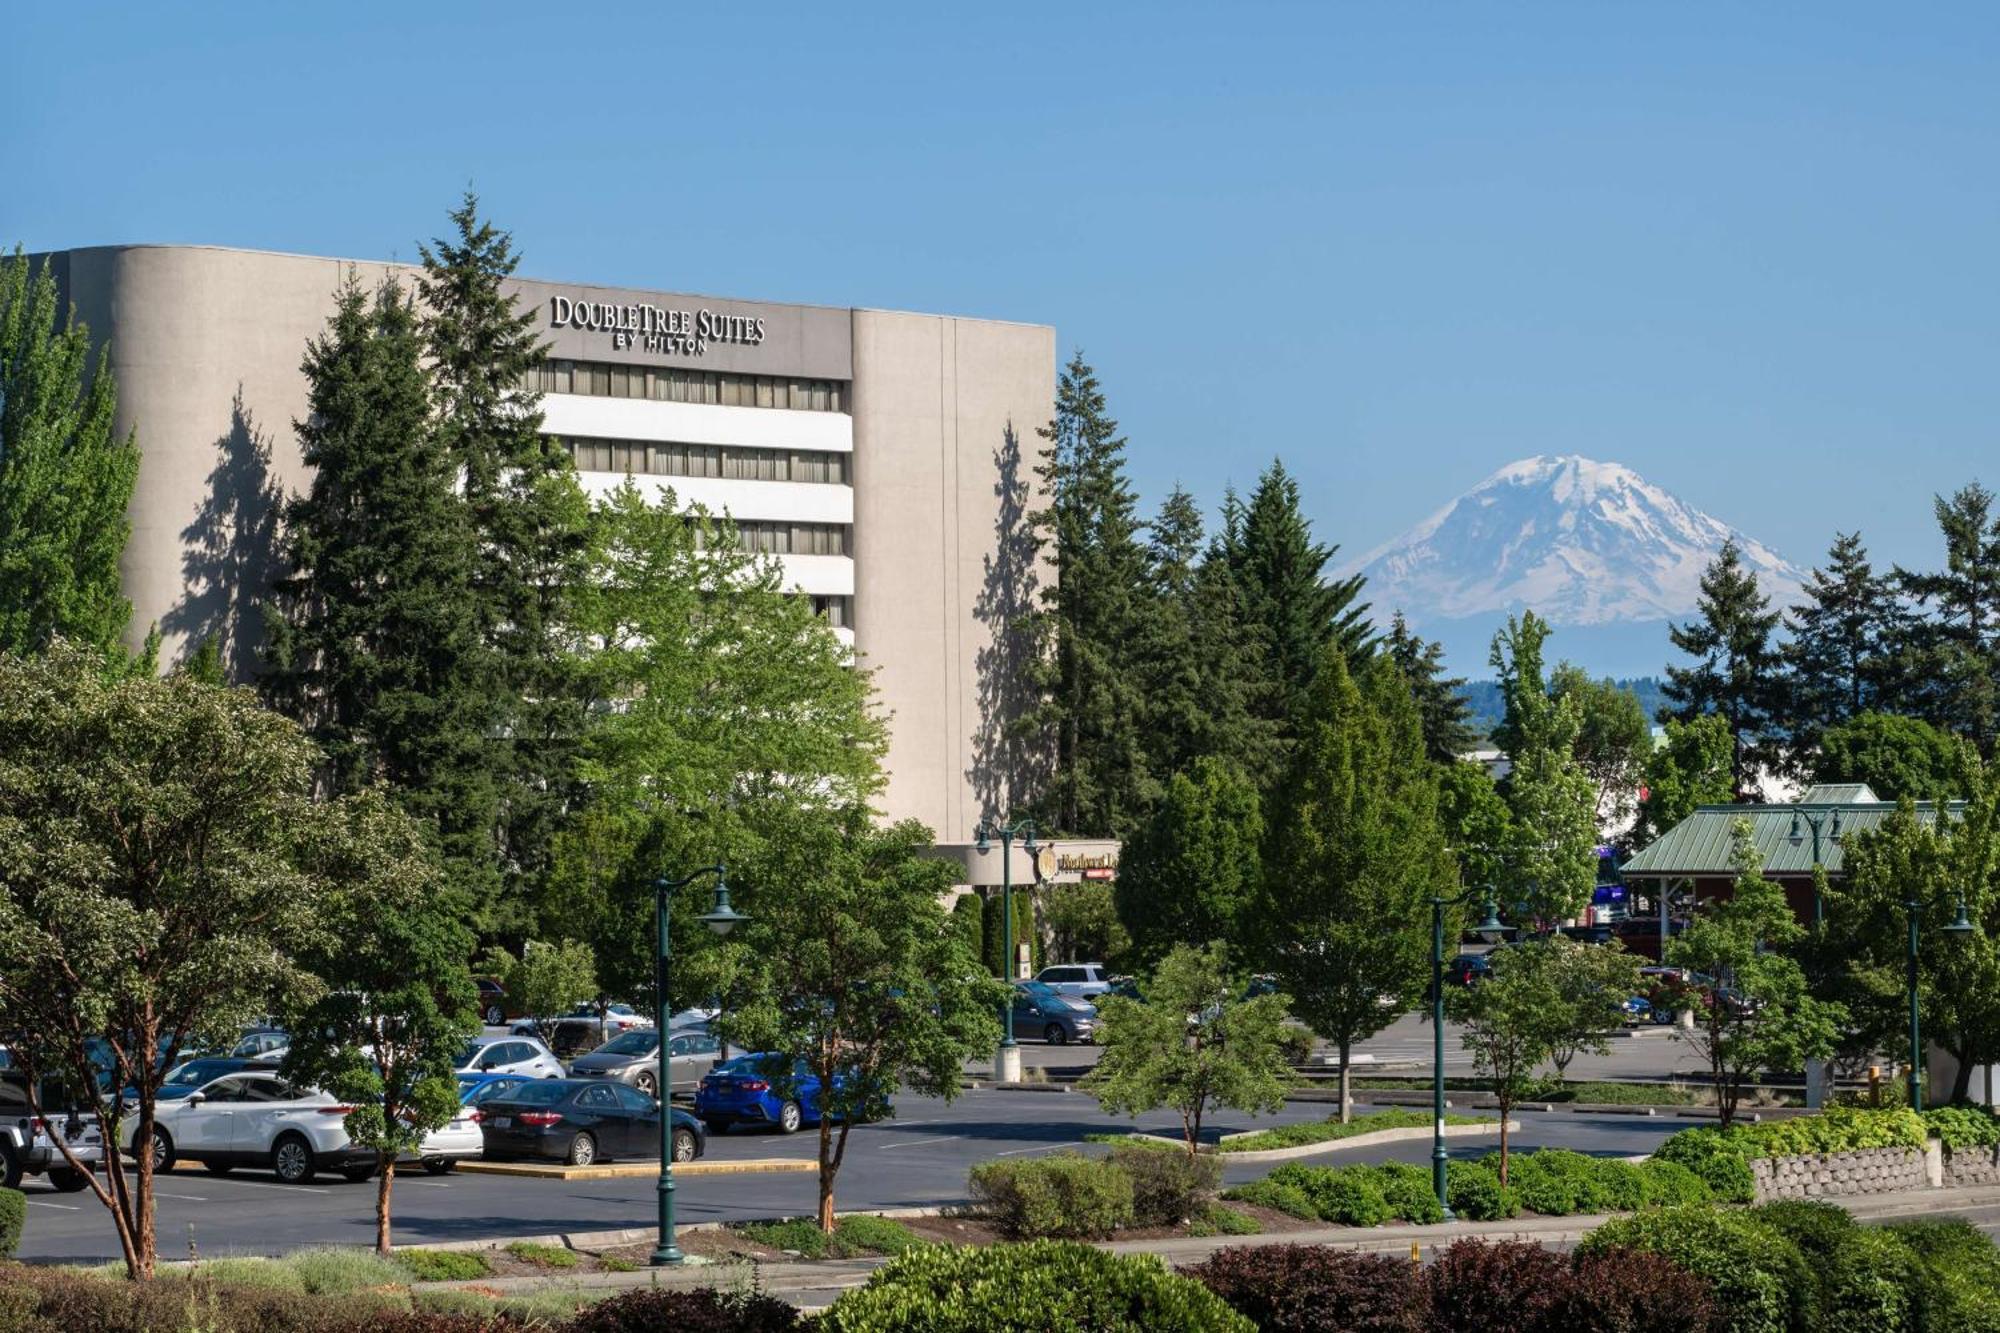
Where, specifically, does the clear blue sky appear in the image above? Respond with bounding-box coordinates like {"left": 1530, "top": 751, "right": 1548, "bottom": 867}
{"left": 7, "top": 2, "right": 1998, "bottom": 575}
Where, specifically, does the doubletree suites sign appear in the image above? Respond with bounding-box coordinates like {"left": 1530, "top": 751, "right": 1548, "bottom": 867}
{"left": 548, "top": 295, "right": 766, "bottom": 356}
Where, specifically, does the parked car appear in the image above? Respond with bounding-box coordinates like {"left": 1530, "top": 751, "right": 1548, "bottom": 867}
{"left": 1, "top": 1070, "right": 102, "bottom": 1191}
{"left": 456, "top": 1072, "right": 530, "bottom": 1109}
{"left": 123, "top": 1069, "right": 375, "bottom": 1184}
{"left": 696, "top": 1054, "right": 882, "bottom": 1135}
{"left": 512, "top": 1003, "right": 651, "bottom": 1039}
{"left": 1104, "top": 976, "right": 1143, "bottom": 1002}
{"left": 453, "top": 1036, "right": 564, "bottom": 1080}
{"left": 474, "top": 978, "right": 515, "bottom": 1027}
{"left": 570, "top": 1027, "right": 723, "bottom": 1099}
{"left": 1443, "top": 954, "right": 1492, "bottom": 988}
{"left": 1035, "top": 964, "right": 1114, "bottom": 1000}
{"left": 478, "top": 1078, "right": 703, "bottom": 1165}
{"left": 139, "top": 1057, "right": 275, "bottom": 1103}
{"left": 1010, "top": 981, "right": 1097, "bottom": 1045}
{"left": 413, "top": 1102, "right": 484, "bottom": 1174}
{"left": 229, "top": 1028, "right": 290, "bottom": 1060}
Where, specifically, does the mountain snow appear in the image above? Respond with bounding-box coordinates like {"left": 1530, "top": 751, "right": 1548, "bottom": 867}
{"left": 1347, "top": 455, "right": 1806, "bottom": 627}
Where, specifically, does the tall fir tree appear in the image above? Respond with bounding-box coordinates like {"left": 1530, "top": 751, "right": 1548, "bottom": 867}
{"left": 1780, "top": 531, "right": 1916, "bottom": 772}
{"left": 262, "top": 272, "right": 502, "bottom": 913}
{"left": 1896, "top": 484, "right": 2000, "bottom": 754}
{"left": 1382, "top": 611, "right": 1475, "bottom": 764}
{"left": 1025, "top": 352, "right": 1154, "bottom": 837}
{"left": 1225, "top": 460, "right": 1373, "bottom": 732}
{"left": 1661, "top": 539, "right": 1782, "bottom": 789}
{"left": 0, "top": 250, "right": 142, "bottom": 660}
{"left": 419, "top": 194, "right": 594, "bottom": 932}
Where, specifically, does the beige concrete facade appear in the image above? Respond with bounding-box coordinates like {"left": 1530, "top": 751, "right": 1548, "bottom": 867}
{"left": 40, "top": 244, "right": 1054, "bottom": 836}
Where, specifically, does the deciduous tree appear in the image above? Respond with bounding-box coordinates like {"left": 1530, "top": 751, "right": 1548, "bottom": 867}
{"left": 1115, "top": 757, "right": 1263, "bottom": 968}
{"left": 1489, "top": 614, "right": 1598, "bottom": 924}
{"left": 1450, "top": 946, "right": 1561, "bottom": 1182}
{"left": 1811, "top": 712, "right": 1970, "bottom": 803}
{"left": 1632, "top": 714, "right": 1735, "bottom": 845}
{"left": 474, "top": 939, "right": 597, "bottom": 1052}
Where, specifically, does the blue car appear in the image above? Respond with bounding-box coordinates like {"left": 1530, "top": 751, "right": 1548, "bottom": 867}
{"left": 696, "top": 1054, "right": 883, "bottom": 1135}
{"left": 457, "top": 1072, "right": 531, "bottom": 1109}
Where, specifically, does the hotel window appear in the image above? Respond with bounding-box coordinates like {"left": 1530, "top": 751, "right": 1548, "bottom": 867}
{"left": 527, "top": 360, "right": 847, "bottom": 413}
{"left": 562, "top": 438, "right": 847, "bottom": 485}
{"left": 809, "top": 595, "right": 851, "bottom": 629}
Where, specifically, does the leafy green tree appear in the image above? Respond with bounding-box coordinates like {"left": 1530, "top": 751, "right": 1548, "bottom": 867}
{"left": 1489, "top": 614, "right": 1598, "bottom": 924}
{"left": 1223, "top": 460, "right": 1373, "bottom": 731}
{"left": 1114, "top": 757, "right": 1263, "bottom": 969}
{"left": 1383, "top": 612, "right": 1476, "bottom": 764}
{"left": 1042, "top": 881, "right": 1129, "bottom": 968}
{"left": 1811, "top": 712, "right": 1970, "bottom": 802}
{"left": 281, "top": 793, "right": 479, "bottom": 1252}
{"left": 261, "top": 271, "right": 503, "bottom": 918}
{"left": 1450, "top": 945, "right": 1561, "bottom": 1182}
{"left": 474, "top": 939, "right": 596, "bottom": 1052}
{"left": 0, "top": 250, "right": 141, "bottom": 660}
{"left": 1781, "top": 532, "right": 1918, "bottom": 767}
{"left": 1667, "top": 821, "right": 1843, "bottom": 1126}
{"left": 1254, "top": 652, "right": 1451, "bottom": 1120}
{"left": 419, "top": 194, "right": 594, "bottom": 930}
{"left": 0, "top": 645, "right": 329, "bottom": 1278}
{"left": 1086, "top": 942, "right": 1293, "bottom": 1157}
{"left": 1551, "top": 663, "right": 1652, "bottom": 827}
{"left": 1896, "top": 484, "right": 2000, "bottom": 753}
{"left": 950, "top": 893, "right": 986, "bottom": 967}
{"left": 981, "top": 890, "right": 1037, "bottom": 980}
{"left": 1436, "top": 760, "right": 1513, "bottom": 895}
{"left": 719, "top": 810, "right": 1004, "bottom": 1231}
{"left": 1025, "top": 352, "right": 1154, "bottom": 837}
{"left": 1662, "top": 539, "right": 1783, "bottom": 787}
{"left": 1633, "top": 714, "right": 1735, "bottom": 845}
{"left": 1533, "top": 936, "right": 1645, "bottom": 1080}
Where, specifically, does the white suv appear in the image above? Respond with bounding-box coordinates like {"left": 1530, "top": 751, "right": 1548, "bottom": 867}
{"left": 455, "top": 1036, "right": 565, "bottom": 1080}
{"left": 126, "top": 1070, "right": 377, "bottom": 1184}
{"left": 1035, "top": 964, "right": 1114, "bottom": 1000}
{"left": 1, "top": 1071, "right": 102, "bottom": 1192}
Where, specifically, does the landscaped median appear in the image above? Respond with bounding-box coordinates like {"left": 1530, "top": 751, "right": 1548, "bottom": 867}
{"left": 455, "top": 1156, "right": 817, "bottom": 1181}
{"left": 1094, "top": 1107, "right": 1515, "bottom": 1162}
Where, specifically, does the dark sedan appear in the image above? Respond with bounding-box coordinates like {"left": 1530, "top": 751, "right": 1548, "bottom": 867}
{"left": 477, "top": 1078, "right": 704, "bottom": 1166}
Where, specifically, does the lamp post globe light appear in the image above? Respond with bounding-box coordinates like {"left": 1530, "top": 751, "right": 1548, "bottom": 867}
{"left": 650, "top": 865, "right": 748, "bottom": 1267}
{"left": 1905, "top": 895, "right": 1976, "bottom": 1111}
{"left": 974, "top": 816, "right": 1038, "bottom": 1084}
{"left": 1430, "top": 891, "right": 1504, "bottom": 1220}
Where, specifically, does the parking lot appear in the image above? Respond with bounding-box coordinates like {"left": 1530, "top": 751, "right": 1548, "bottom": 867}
{"left": 14, "top": 1086, "right": 1688, "bottom": 1262}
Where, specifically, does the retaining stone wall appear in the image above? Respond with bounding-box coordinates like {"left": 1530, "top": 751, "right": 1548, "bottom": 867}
{"left": 1943, "top": 1144, "right": 2000, "bottom": 1187}
{"left": 1751, "top": 1146, "right": 1927, "bottom": 1201}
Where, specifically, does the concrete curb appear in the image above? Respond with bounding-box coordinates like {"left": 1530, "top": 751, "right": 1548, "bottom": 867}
{"left": 454, "top": 1158, "right": 815, "bottom": 1181}
{"left": 1118, "top": 1119, "right": 1517, "bottom": 1163}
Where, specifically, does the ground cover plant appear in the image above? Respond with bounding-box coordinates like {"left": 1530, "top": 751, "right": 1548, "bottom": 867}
{"left": 1215, "top": 1107, "right": 1488, "bottom": 1153}
{"left": 734, "top": 1215, "right": 927, "bottom": 1259}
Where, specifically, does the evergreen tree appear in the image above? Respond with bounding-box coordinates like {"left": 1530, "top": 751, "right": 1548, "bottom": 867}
{"left": 1488, "top": 614, "right": 1598, "bottom": 924}
{"left": 1383, "top": 611, "right": 1475, "bottom": 763}
{"left": 1253, "top": 651, "right": 1451, "bottom": 1119}
{"left": 419, "top": 193, "right": 593, "bottom": 932}
{"left": 1226, "top": 460, "right": 1373, "bottom": 730}
{"left": 262, "top": 272, "right": 502, "bottom": 913}
{"left": 1114, "top": 756, "right": 1263, "bottom": 969}
{"left": 0, "top": 250, "right": 141, "bottom": 659}
{"left": 1896, "top": 485, "right": 2000, "bottom": 754}
{"left": 1662, "top": 539, "right": 1782, "bottom": 789}
{"left": 1781, "top": 532, "right": 1915, "bottom": 770}
{"left": 1026, "top": 352, "right": 1154, "bottom": 837}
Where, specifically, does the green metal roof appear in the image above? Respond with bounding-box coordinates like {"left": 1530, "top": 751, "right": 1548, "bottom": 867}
{"left": 1622, "top": 801, "right": 1963, "bottom": 878}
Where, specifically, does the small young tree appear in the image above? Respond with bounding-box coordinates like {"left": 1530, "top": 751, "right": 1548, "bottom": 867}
{"left": 476, "top": 939, "right": 596, "bottom": 1050}
{"left": 1668, "top": 820, "right": 1843, "bottom": 1126}
{"left": 1450, "top": 946, "right": 1561, "bottom": 1182}
{"left": 1535, "top": 936, "right": 1646, "bottom": 1081}
{"left": 721, "top": 809, "right": 1004, "bottom": 1232}
{"left": 1086, "top": 942, "right": 1294, "bottom": 1158}
{"left": 282, "top": 793, "right": 480, "bottom": 1252}
{"left": 0, "top": 645, "right": 328, "bottom": 1277}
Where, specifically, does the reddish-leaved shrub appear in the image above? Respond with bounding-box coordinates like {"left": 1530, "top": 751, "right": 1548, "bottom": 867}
{"left": 564, "top": 1286, "right": 804, "bottom": 1333}
{"left": 1419, "top": 1239, "right": 1568, "bottom": 1333}
{"left": 1184, "top": 1243, "right": 1420, "bottom": 1333}
{"left": 1552, "top": 1248, "right": 1720, "bottom": 1333}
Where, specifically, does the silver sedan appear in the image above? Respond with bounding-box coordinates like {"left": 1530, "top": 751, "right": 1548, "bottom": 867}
{"left": 567, "top": 1027, "right": 722, "bottom": 1100}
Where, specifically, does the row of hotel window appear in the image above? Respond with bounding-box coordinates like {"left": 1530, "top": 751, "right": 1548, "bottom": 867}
{"left": 565, "top": 438, "right": 849, "bottom": 485}
{"left": 700, "top": 520, "right": 851, "bottom": 558}
{"left": 526, "top": 360, "right": 846, "bottom": 412}
{"left": 809, "top": 595, "right": 852, "bottom": 629}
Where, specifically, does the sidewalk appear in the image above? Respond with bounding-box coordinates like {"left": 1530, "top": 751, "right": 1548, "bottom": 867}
{"left": 413, "top": 1182, "right": 2000, "bottom": 1307}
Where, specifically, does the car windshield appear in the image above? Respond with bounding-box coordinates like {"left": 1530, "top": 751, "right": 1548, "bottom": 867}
{"left": 601, "top": 1031, "right": 657, "bottom": 1056}
{"left": 454, "top": 1042, "right": 489, "bottom": 1067}
{"left": 1017, "top": 981, "right": 1061, "bottom": 1000}
{"left": 162, "top": 1059, "right": 238, "bottom": 1088}
{"left": 461, "top": 1077, "right": 524, "bottom": 1105}
{"left": 491, "top": 1080, "right": 571, "bottom": 1106}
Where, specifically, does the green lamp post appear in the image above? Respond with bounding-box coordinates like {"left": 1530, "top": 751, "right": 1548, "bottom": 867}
{"left": 1430, "top": 891, "right": 1504, "bottom": 1219}
{"left": 974, "top": 817, "right": 1038, "bottom": 1084}
{"left": 1906, "top": 895, "right": 1976, "bottom": 1111}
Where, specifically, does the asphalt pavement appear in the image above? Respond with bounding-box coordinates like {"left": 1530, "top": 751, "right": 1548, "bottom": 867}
{"left": 15, "top": 1087, "right": 1687, "bottom": 1262}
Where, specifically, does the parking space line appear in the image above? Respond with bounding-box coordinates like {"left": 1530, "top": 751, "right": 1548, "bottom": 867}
{"left": 26, "top": 1200, "right": 80, "bottom": 1210}
{"left": 993, "top": 1140, "right": 1086, "bottom": 1157}
{"left": 204, "top": 1179, "right": 323, "bottom": 1195}
{"left": 156, "top": 1192, "right": 209, "bottom": 1201}
{"left": 877, "top": 1134, "right": 969, "bottom": 1151}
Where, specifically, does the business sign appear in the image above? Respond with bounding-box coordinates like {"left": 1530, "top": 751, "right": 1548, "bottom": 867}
{"left": 547, "top": 295, "right": 767, "bottom": 356}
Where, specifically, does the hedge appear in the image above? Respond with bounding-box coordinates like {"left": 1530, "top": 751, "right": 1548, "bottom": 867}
{"left": 1923, "top": 1104, "right": 2000, "bottom": 1150}
{"left": 1109, "top": 1142, "right": 1222, "bottom": 1227}
{"left": 1882, "top": 1218, "right": 2000, "bottom": 1333}
{"left": 0, "top": 1190, "right": 20, "bottom": 1261}
{"left": 819, "top": 1240, "right": 1254, "bottom": 1332}
{"left": 967, "top": 1154, "right": 1135, "bottom": 1240}
{"left": 1576, "top": 1205, "right": 1814, "bottom": 1333}
{"left": 1648, "top": 1129, "right": 1759, "bottom": 1203}
{"left": 567, "top": 1288, "right": 804, "bottom": 1332}
{"left": 1183, "top": 1244, "right": 1420, "bottom": 1333}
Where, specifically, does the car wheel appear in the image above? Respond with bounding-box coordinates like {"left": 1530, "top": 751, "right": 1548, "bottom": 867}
{"left": 422, "top": 1157, "right": 456, "bottom": 1176}
{"left": 634, "top": 1070, "right": 659, "bottom": 1100}
{"left": 672, "top": 1127, "right": 699, "bottom": 1162}
{"left": 202, "top": 1161, "right": 235, "bottom": 1176}
{"left": 342, "top": 1162, "right": 377, "bottom": 1183}
{"left": 0, "top": 1147, "right": 22, "bottom": 1191}
{"left": 271, "top": 1133, "right": 316, "bottom": 1184}
{"left": 566, "top": 1132, "right": 597, "bottom": 1167}
{"left": 46, "top": 1166, "right": 91, "bottom": 1193}
{"left": 485, "top": 1005, "right": 504, "bottom": 1026}
{"left": 1044, "top": 1023, "right": 1067, "bottom": 1045}
{"left": 148, "top": 1128, "right": 176, "bottom": 1174}
{"left": 776, "top": 1101, "right": 803, "bottom": 1134}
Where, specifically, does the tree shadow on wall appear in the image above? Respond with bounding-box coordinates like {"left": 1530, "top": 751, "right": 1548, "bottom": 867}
{"left": 970, "top": 421, "right": 1050, "bottom": 819}
{"left": 160, "top": 388, "right": 282, "bottom": 679}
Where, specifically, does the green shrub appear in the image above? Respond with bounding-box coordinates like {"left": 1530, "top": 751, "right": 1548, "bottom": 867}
{"left": 1649, "top": 1129, "right": 1757, "bottom": 1203}
{"left": 1110, "top": 1142, "right": 1222, "bottom": 1226}
{"left": 1501, "top": 1149, "right": 1614, "bottom": 1216}
{"left": 1592, "top": 1158, "right": 1652, "bottom": 1213}
{"left": 397, "top": 1249, "right": 493, "bottom": 1282}
{"left": 0, "top": 1190, "right": 22, "bottom": 1261}
{"left": 1220, "top": 1178, "right": 1317, "bottom": 1220}
{"left": 968, "top": 1154, "right": 1136, "bottom": 1240}
{"left": 821, "top": 1239, "right": 1254, "bottom": 1332}
{"left": 833, "top": 1216, "right": 928, "bottom": 1257}
{"left": 1578, "top": 1206, "right": 1811, "bottom": 1333}
{"left": 1195, "top": 1204, "right": 1262, "bottom": 1237}
{"left": 739, "top": 1218, "right": 835, "bottom": 1257}
{"left": 502, "top": 1240, "right": 577, "bottom": 1269}
{"left": 1267, "top": 1164, "right": 1388, "bottom": 1226}
{"left": 1638, "top": 1159, "right": 1714, "bottom": 1207}
{"left": 1882, "top": 1218, "right": 2000, "bottom": 1333}
{"left": 1924, "top": 1104, "right": 2000, "bottom": 1150}
{"left": 285, "top": 1245, "right": 414, "bottom": 1293}
{"left": 1445, "top": 1160, "right": 1519, "bottom": 1221}
{"left": 1741, "top": 1106, "right": 1926, "bottom": 1158}
{"left": 191, "top": 1256, "right": 309, "bottom": 1292}
{"left": 1372, "top": 1161, "right": 1445, "bottom": 1225}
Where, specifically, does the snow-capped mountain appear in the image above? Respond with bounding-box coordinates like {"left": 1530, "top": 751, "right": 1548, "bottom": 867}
{"left": 1346, "top": 456, "right": 1806, "bottom": 676}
